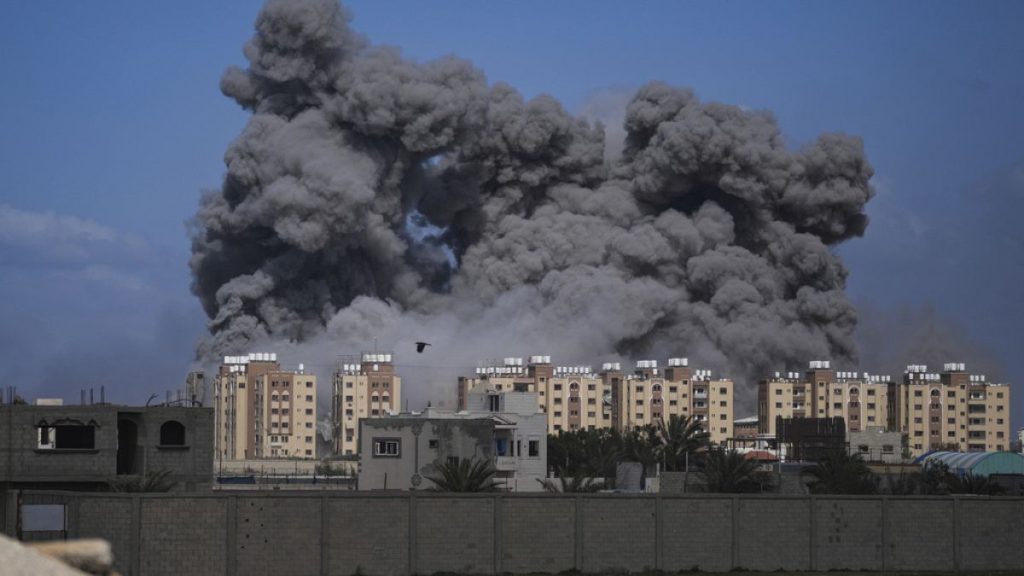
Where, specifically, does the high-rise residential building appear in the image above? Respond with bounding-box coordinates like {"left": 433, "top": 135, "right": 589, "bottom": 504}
{"left": 213, "top": 353, "right": 318, "bottom": 460}
{"left": 757, "top": 360, "right": 1012, "bottom": 458}
{"left": 457, "top": 355, "right": 734, "bottom": 444}
{"left": 331, "top": 353, "right": 402, "bottom": 456}
{"left": 609, "top": 359, "right": 734, "bottom": 445}
{"left": 757, "top": 361, "right": 892, "bottom": 438}
{"left": 890, "top": 363, "right": 1011, "bottom": 456}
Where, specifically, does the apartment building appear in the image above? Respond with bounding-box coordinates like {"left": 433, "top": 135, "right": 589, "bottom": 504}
{"left": 890, "top": 363, "right": 1011, "bottom": 456}
{"left": 610, "top": 359, "right": 734, "bottom": 445}
{"left": 458, "top": 356, "right": 734, "bottom": 444}
{"left": 331, "top": 353, "right": 402, "bottom": 456}
{"left": 214, "top": 353, "right": 319, "bottom": 460}
{"left": 458, "top": 356, "right": 611, "bottom": 433}
{"left": 757, "top": 360, "right": 891, "bottom": 438}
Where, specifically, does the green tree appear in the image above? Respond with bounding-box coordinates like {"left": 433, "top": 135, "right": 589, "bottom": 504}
{"left": 425, "top": 458, "right": 501, "bottom": 492}
{"left": 537, "top": 472, "right": 602, "bottom": 493}
{"left": 916, "top": 461, "right": 957, "bottom": 495}
{"left": 950, "top": 471, "right": 1005, "bottom": 495}
{"left": 880, "top": 466, "right": 919, "bottom": 495}
{"left": 658, "top": 415, "right": 710, "bottom": 471}
{"left": 801, "top": 450, "right": 878, "bottom": 494}
{"left": 621, "top": 425, "right": 660, "bottom": 481}
{"left": 698, "top": 449, "right": 770, "bottom": 493}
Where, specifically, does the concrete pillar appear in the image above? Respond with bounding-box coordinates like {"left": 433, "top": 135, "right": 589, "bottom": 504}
{"left": 226, "top": 495, "right": 237, "bottom": 576}
{"left": 408, "top": 493, "right": 418, "bottom": 575}
{"left": 320, "top": 496, "right": 330, "bottom": 576}
{"left": 130, "top": 495, "right": 141, "bottom": 576}
{"left": 493, "top": 495, "right": 503, "bottom": 573}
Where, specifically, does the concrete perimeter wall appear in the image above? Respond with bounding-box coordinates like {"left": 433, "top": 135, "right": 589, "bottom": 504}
{"left": 11, "top": 491, "right": 1024, "bottom": 576}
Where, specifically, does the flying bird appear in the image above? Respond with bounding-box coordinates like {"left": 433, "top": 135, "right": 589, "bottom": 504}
{"left": 415, "top": 342, "right": 431, "bottom": 353}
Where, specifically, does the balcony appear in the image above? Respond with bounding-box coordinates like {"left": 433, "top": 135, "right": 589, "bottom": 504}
{"left": 495, "top": 456, "right": 516, "bottom": 471}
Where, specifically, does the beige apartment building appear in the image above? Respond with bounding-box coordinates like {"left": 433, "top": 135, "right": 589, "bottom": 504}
{"left": 609, "top": 359, "right": 734, "bottom": 445}
{"left": 458, "top": 356, "right": 734, "bottom": 445}
{"left": 757, "top": 360, "right": 1012, "bottom": 458}
{"left": 331, "top": 353, "right": 402, "bottom": 456}
{"left": 214, "top": 353, "right": 319, "bottom": 460}
{"left": 757, "top": 361, "right": 891, "bottom": 438}
{"left": 890, "top": 363, "right": 1011, "bottom": 456}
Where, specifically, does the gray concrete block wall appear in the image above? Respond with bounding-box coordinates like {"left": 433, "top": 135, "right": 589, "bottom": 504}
{"left": 581, "top": 497, "right": 655, "bottom": 573}
{"left": 415, "top": 497, "right": 494, "bottom": 574}
{"left": 661, "top": 497, "right": 732, "bottom": 571}
{"left": 327, "top": 497, "right": 409, "bottom": 576}
{"left": 9, "top": 491, "right": 1024, "bottom": 575}
{"left": 813, "top": 498, "right": 882, "bottom": 571}
{"left": 140, "top": 497, "right": 227, "bottom": 576}
{"left": 235, "top": 496, "right": 322, "bottom": 576}
{"left": 886, "top": 498, "right": 955, "bottom": 571}
{"left": 501, "top": 497, "right": 575, "bottom": 573}
{"left": 959, "top": 498, "right": 1024, "bottom": 571}
{"left": 736, "top": 498, "right": 810, "bottom": 571}
{"left": 77, "top": 497, "right": 133, "bottom": 575}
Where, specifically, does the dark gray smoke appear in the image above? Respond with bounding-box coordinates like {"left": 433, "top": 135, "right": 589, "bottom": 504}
{"left": 190, "top": 0, "right": 874, "bottom": 404}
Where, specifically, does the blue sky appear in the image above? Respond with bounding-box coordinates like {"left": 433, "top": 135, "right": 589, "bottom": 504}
{"left": 1, "top": 1, "right": 1022, "bottom": 428}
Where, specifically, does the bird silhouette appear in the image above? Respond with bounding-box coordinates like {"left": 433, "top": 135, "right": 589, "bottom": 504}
{"left": 415, "top": 341, "right": 431, "bottom": 353}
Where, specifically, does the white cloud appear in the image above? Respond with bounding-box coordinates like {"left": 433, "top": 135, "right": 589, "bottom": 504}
{"left": 0, "top": 203, "right": 146, "bottom": 262}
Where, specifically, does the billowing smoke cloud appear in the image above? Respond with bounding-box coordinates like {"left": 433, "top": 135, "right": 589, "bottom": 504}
{"left": 190, "top": 0, "right": 874, "bottom": 408}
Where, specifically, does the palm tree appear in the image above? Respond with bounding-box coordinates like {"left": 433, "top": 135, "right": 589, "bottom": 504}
{"left": 802, "top": 450, "right": 878, "bottom": 494}
{"left": 621, "top": 426, "right": 660, "bottom": 482}
{"left": 425, "top": 458, "right": 501, "bottom": 492}
{"left": 537, "top": 472, "right": 602, "bottom": 493}
{"left": 658, "top": 415, "right": 710, "bottom": 472}
{"left": 698, "top": 449, "right": 769, "bottom": 493}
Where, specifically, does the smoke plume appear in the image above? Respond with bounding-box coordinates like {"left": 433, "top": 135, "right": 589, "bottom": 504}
{"left": 190, "top": 0, "right": 874, "bottom": 407}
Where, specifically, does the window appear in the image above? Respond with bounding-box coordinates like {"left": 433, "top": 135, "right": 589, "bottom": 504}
{"left": 373, "top": 439, "right": 400, "bottom": 457}
{"left": 775, "top": 402, "right": 783, "bottom": 409}
{"left": 775, "top": 389, "right": 782, "bottom": 396}
{"left": 488, "top": 395, "right": 500, "bottom": 412}
{"left": 37, "top": 423, "right": 97, "bottom": 450}
{"left": 306, "top": 395, "right": 313, "bottom": 401}
{"left": 882, "top": 445, "right": 894, "bottom": 454}
{"left": 858, "top": 445, "right": 869, "bottom": 453}
{"left": 305, "top": 409, "right": 313, "bottom": 415}
{"left": 529, "top": 440, "right": 540, "bottom": 457}
{"left": 305, "top": 449, "right": 313, "bottom": 455}
{"left": 720, "top": 414, "right": 727, "bottom": 420}
{"left": 429, "top": 439, "right": 439, "bottom": 449}
{"left": 719, "top": 401, "right": 727, "bottom": 407}
{"left": 159, "top": 421, "right": 186, "bottom": 446}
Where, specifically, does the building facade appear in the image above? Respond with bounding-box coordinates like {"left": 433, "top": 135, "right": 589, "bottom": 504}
{"left": 214, "top": 353, "right": 318, "bottom": 460}
{"left": 0, "top": 402, "right": 213, "bottom": 491}
{"left": 758, "top": 360, "right": 1012, "bottom": 458}
{"left": 890, "top": 363, "right": 1011, "bottom": 456}
{"left": 331, "top": 353, "right": 402, "bottom": 456}
{"left": 457, "top": 356, "right": 734, "bottom": 444}
{"left": 359, "top": 390, "right": 547, "bottom": 491}
{"left": 757, "top": 361, "right": 892, "bottom": 438}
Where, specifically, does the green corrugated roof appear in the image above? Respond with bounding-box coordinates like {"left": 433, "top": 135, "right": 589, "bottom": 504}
{"left": 915, "top": 451, "right": 1024, "bottom": 476}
